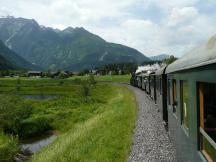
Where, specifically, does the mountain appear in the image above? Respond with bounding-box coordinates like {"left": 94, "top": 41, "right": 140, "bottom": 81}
{"left": 0, "top": 40, "right": 36, "bottom": 70}
{"left": 0, "top": 55, "right": 17, "bottom": 70}
{"left": 150, "top": 54, "right": 170, "bottom": 61}
{"left": 0, "top": 17, "right": 150, "bottom": 71}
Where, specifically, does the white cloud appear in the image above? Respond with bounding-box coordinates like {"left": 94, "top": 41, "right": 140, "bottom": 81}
{"left": 167, "top": 7, "right": 198, "bottom": 27}
{"left": 0, "top": 0, "right": 216, "bottom": 57}
{"left": 136, "top": 0, "right": 199, "bottom": 13}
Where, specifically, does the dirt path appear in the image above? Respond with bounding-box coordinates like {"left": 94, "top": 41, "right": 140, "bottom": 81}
{"left": 125, "top": 85, "right": 176, "bottom": 162}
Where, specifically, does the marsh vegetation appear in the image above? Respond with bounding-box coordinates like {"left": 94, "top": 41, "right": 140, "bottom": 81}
{"left": 0, "top": 75, "right": 136, "bottom": 162}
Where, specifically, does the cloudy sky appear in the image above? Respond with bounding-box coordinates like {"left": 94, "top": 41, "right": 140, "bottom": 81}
{"left": 1, "top": 0, "right": 216, "bottom": 57}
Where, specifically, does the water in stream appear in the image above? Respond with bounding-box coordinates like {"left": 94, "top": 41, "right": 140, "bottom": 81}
{"left": 13, "top": 95, "right": 59, "bottom": 161}
{"left": 20, "top": 134, "right": 57, "bottom": 153}
{"left": 14, "top": 133, "right": 58, "bottom": 162}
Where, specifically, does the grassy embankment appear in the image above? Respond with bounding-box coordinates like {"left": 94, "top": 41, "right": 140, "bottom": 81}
{"left": 0, "top": 133, "right": 18, "bottom": 162}
{"left": 0, "top": 75, "right": 136, "bottom": 162}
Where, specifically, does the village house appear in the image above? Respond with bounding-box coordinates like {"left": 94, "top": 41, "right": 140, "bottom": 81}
{"left": 28, "top": 71, "right": 42, "bottom": 77}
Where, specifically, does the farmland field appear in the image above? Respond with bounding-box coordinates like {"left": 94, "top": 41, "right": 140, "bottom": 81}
{"left": 0, "top": 76, "right": 136, "bottom": 162}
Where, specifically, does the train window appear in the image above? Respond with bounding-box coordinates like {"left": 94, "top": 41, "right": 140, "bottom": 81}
{"left": 180, "top": 81, "right": 189, "bottom": 130}
{"left": 172, "top": 80, "right": 177, "bottom": 113}
{"left": 199, "top": 83, "right": 216, "bottom": 162}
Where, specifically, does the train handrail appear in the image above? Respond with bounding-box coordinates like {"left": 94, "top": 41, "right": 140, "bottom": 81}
{"left": 200, "top": 127, "right": 216, "bottom": 150}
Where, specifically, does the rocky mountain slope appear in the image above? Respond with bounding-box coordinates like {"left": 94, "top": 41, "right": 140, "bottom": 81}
{"left": 0, "top": 40, "right": 36, "bottom": 70}
{"left": 0, "top": 17, "right": 150, "bottom": 71}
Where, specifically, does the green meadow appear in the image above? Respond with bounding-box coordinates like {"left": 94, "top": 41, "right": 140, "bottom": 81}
{"left": 0, "top": 75, "right": 136, "bottom": 162}
{"left": 70, "top": 74, "right": 131, "bottom": 83}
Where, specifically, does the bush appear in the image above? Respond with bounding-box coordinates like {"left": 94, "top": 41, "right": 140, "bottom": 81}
{"left": 73, "top": 78, "right": 82, "bottom": 84}
{"left": 80, "top": 81, "right": 91, "bottom": 97}
{"left": 88, "top": 75, "right": 96, "bottom": 85}
{"left": 58, "top": 73, "right": 67, "bottom": 79}
{"left": 59, "top": 81, "right": 64, "bottom": 86}
{"left": 19, "top": 116, "right": 53, "bottom": 138}
{"left": 0, "top": 95, "right": 33, "bottom": 135}
{"left": 0, "top": 133, "right": 19, "bottom": 162}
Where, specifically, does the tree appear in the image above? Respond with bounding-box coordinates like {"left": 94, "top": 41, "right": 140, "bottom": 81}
{"left": 88, "top": 74, "right": 96, "bottom": 85}
{"left": 164, "top": 55, "right": 177, "bottom": 65}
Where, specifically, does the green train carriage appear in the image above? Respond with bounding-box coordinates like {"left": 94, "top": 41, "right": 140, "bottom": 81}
{"left": 166, "top": 35, "right": 216, "bottom": 162}
{"left": 155, "top": 66, "right": 168, "bottom": 125}
{"left": 149, "top": 72, "right": 157, "bottom": 104}
{"left": 141, "top": 73, "right": 148, "bottom": 91}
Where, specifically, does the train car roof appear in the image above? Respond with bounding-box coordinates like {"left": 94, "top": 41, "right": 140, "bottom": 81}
{"left": 166, "top": 34, "right": 216, "bottom": 74}
{"left": 155, "top": 66, "right": 167, "bottom": 75}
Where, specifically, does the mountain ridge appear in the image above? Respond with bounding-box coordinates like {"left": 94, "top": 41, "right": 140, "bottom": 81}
{"left": 0, "top": 40, "right": 37, "bottom": 70}
{"left": 0, "top": 17, "right": 150, "bottom": 71}
{"left": 0, "top": 54, "right": 18, "bottom": 70}
{"left": 150, "top": 54, "right": 170, "bottom": 61}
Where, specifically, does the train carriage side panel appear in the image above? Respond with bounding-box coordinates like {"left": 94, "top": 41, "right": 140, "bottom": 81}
{"left": 165, "top": 35, "right": 216, "bottom": 162}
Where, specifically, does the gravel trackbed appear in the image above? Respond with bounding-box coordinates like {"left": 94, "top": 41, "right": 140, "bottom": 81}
{"left": 126, "top": 85, "right": 176, "bottom": 162}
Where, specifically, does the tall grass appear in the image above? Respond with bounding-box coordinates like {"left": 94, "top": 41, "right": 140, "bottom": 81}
{"left": 0, "top": 133, "right": 18, "bottom": 162}
{"left": 31, "top": 86, "right": 137, "bottom": 162}
{"left": 0, "top": 95, "right": 33, "bottom": 136}
{"left": 0, "top": 77, "right": 137, "bottom": 161}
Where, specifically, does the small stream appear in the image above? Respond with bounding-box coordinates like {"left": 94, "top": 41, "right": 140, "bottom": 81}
{"left": 21, "top": 94, "right": 58, "bottom": 154}
{"left": 14, "top": 133, "right": 58, "bottom": 162}
{"left": 20, "top": 134, "right": 57, "bottom": 153}
{"left": 14, "top": 95, "right": 58, "bottom": 161}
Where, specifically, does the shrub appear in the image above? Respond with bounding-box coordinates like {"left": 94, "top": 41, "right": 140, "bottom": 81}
{"left": 0, "top": 132, "right": 19, "bottom": 162}
{"left": 88, "top": 75, "right": 96, "bottom": 85}
{"left": 0, "top": 95, "right": 33, "bottom": 135}
{"left": 80, "top": 81, "right": 91, "bottom": 97}
{"left": 58, "top": 72, "right": 68, "bottom": 79}
{"left": 19, "top": 116, "right": 53, "bottom": 138}
{"left": 73, "top": 78, "right": 82, "bottom": 84}
{"left": 59, "top": 81, "right": 64, "bottom": 86}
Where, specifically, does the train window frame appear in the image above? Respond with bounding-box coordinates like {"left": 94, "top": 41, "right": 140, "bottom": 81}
{"left": 172, "top": 79, "right": 177, "bottom": 113}
{"left": 180, "top": 80, "right": 189, "bottom": 131}
{"left": 198, "top": 82, "right": 216, "bottom": 162}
